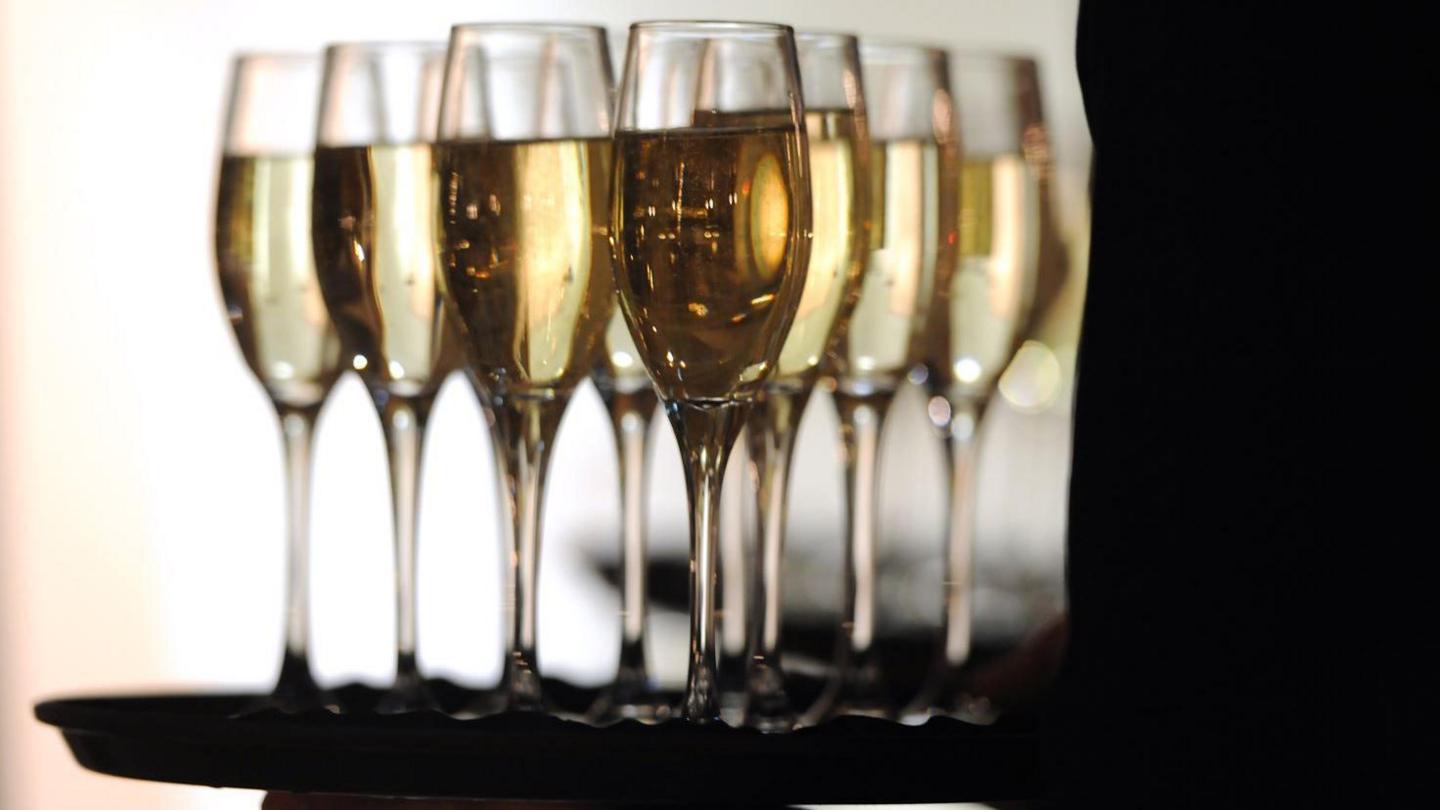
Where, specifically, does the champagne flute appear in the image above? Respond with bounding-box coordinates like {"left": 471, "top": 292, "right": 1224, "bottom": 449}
{"left": 612, "top": 21, "right": 812, "bottom": 722}
{"left": 311, "top": 41, "right": 454, "bottom": 713}
{"left": 907, "top": 53, "right": 1047, "bottom": 721}
{"left": 435, "top": 23, "right": 615, "bottom": 711}
{"left": 741, "top": 31, "right": 870, "bottom": 732}
{"left": 807, "top": 42, "right": 955, "bottom": 723}
{"left": 215, "top": 53, "right": 343, "bottom": 711}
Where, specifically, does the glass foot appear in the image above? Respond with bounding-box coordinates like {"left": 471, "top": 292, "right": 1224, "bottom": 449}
{"left": 587, "top": 680, "right": 674, "bottom": 725}
{"left": 500, "top": 653, "right": 546, "bottom": 712}
{"left": 903, "top": 691, "right": 999, "bottom": 725}
{"left": 374, "top": 669, "right": 438, "bottom": 715}
{"left": 268, "top": 654, "right": 336, "bottom": 713}
{"left": 903, "top": 665, "right": 999, "bottom": 725}
{"left": 452, "top": 687, "right": 507, "bottom": 719}
{"left": 743, "top": 659, "right": 796, "bottom": 732}
{"left": 802, "top": 658, "right": 893, "bottom": 725}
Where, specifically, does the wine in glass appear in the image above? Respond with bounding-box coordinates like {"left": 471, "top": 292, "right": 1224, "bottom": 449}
{"left": 806, "top": 42, "right": 956, "bottom": 723}
{"left": 215, "top": 53, "right": 343, "bottom": 710}
{"left": 906, "top": 53, "right": 1048, "bottom": 722}
{"left": 311, "top": 41, "right": 455, "bottom": 713}
{"left": 741, "top": 31, "right": 871, "bottom": 731}
{"left": 612, "top": 21, "right": 812, "bottom": 722}
{"left": 435, "top": 23, "right": 616, "bottom": 711}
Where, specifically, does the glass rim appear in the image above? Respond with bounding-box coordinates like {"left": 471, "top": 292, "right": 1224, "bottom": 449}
{"left": 230, "top": 51, "right": 320, "bottom": 67}
{"left": 629, "top": 20, "right": 795, "bottom": 36}
{"left": 952, "top": 49, "right": 1039, "bottom": 70}
{"left": 794, "top": 30, "right": 860, "bottom": 48}
{"left": 858, "top": 39, "right": 950, "bottom": 63}
{"left": 448, "top": 21, "right": 608, "bottom": 38}
{"left": 322, "top": 40, "right": 447, "bottom": 57}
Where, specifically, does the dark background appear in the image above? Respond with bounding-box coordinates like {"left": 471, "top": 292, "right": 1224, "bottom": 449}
{"left": 1055, "top": 3, "right": 1408, "bottom": 804}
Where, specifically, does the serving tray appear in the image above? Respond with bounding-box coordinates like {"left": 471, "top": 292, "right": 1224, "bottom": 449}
{"left": 35, "top": 680, "right": 1042, "bottom": 804}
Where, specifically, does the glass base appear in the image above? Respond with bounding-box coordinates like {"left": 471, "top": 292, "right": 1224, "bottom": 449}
{"left": 374, "top": 668, "right": 438, "bottom": 715}
{"left": 742, "top": 658, "right": 796, "bottom": 732}
{"left": 716, "top": 687, "right": 748, "bottom": 726}
{"left": 902, "top": 663, "right": 998, "bottom": 724}
{"left": 269, "top": 653, "right": 335, "bottom": 713}
{"left": 802, "top": 658, "right": 893, "bottom": 725}
{"left": 587, "top": 663, "right": 672, "bottom": 724}
{"left": 454, "top": 687, "right": 506, "bottom": 719}
{"left": 500, "top": 651, "right": 546, "bottom": 712}
{"left": 587, "top": 683, "right": 674, "bottom": 725}
{"left": 902, "top": 691, "right": 999, "bottom": 725}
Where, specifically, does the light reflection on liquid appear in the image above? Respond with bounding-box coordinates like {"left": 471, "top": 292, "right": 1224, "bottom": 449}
{"left": 998, "top": 339, "right": 1063, "bottom": 412}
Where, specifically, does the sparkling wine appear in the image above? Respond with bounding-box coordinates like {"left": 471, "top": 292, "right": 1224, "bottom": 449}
{"left": 312, "top": 143, "right": 457, "bottom": 397}
{"left": 594, "top": 307, "right": 655, "bottom": 397}
{"left": 216, "top": 154, "right": 342, "bottom": 407}
{"left": 928, "top": 153, "right": 1039, "bottom": 397}
{"left": 826, "top": 138, "right": 944, "bottom": 394}
{"left": 612, "top": 113, "right": 810, "bottom": 402}
{"left": 435, "top": 137, "right": 614, "bottom": 396}
{"left": 771, "top": 108, "right": 865, "bottom": 386}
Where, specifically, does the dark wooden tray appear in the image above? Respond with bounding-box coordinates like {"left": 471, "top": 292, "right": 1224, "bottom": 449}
{"left": 35, "top": 680, "right": 1042, "bottom": 804}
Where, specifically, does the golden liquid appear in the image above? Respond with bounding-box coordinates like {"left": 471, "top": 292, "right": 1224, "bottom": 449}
{"left": 930, "top": 154, "right": 1039, "bottom": 397}
{"left": 612, "top": 114, "right": 809, "bottom": 402}
{"left": 594, "top": 306, "right": 654, "bottom": 396}
{"left": 435, "top": 138, "right": 614, "bottom": 396}
{"left": 771, "top": 109, "right": 865, "bottom": 386}
{"left": 216, "top": 154, "right": 342, "bottom": 408}
{"left": 827, "top": 138, "right": 943, "bottom": 393}
{"left": 312, "top": 144, "right": 457, "bottom": 399}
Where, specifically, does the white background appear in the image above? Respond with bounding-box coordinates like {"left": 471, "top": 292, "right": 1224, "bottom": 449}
{"left": 0, "top": 2, "right": 1085, "bottom": 808}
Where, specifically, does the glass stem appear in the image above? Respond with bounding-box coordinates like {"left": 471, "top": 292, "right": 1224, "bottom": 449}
{"left": 907, "top": 393, "right": 987, "bottom": 715}
{"left": 810, "top": 389, "right": 895, "bottom": 721}
{"left": 718, "top": 434, "right": 750, "bottom": 695}
{"left": 743, "top": 386, "right": 808, "bottom": 730}
{"left": 272, "top": 404, "right": 323, "bottom": 710}
{"left": 666, "top": 399, "right": 749, "bottom": 722}
{"left": 608, "top": 390, "right": 656, "bottom": 694}
{"left": 940, "top": 397, "right": 984, "bottom": 670}
{"left": 491, "top": 391, "right": 568, "bottom": 711}
{"left": 375, "top": 393, "right": 434, "bottom": 711}
{"left": 461, "top": 374, "right": 514, "bottom": 716}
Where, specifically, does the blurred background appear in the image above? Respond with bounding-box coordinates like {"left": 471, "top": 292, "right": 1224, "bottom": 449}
{"left": 0, "top": 1, "right": 1087, "bottom": 807}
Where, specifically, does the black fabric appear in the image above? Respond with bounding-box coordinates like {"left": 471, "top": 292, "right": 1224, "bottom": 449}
{"left": 1056, "top": 4, "right": 1410, "bottom": 805}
